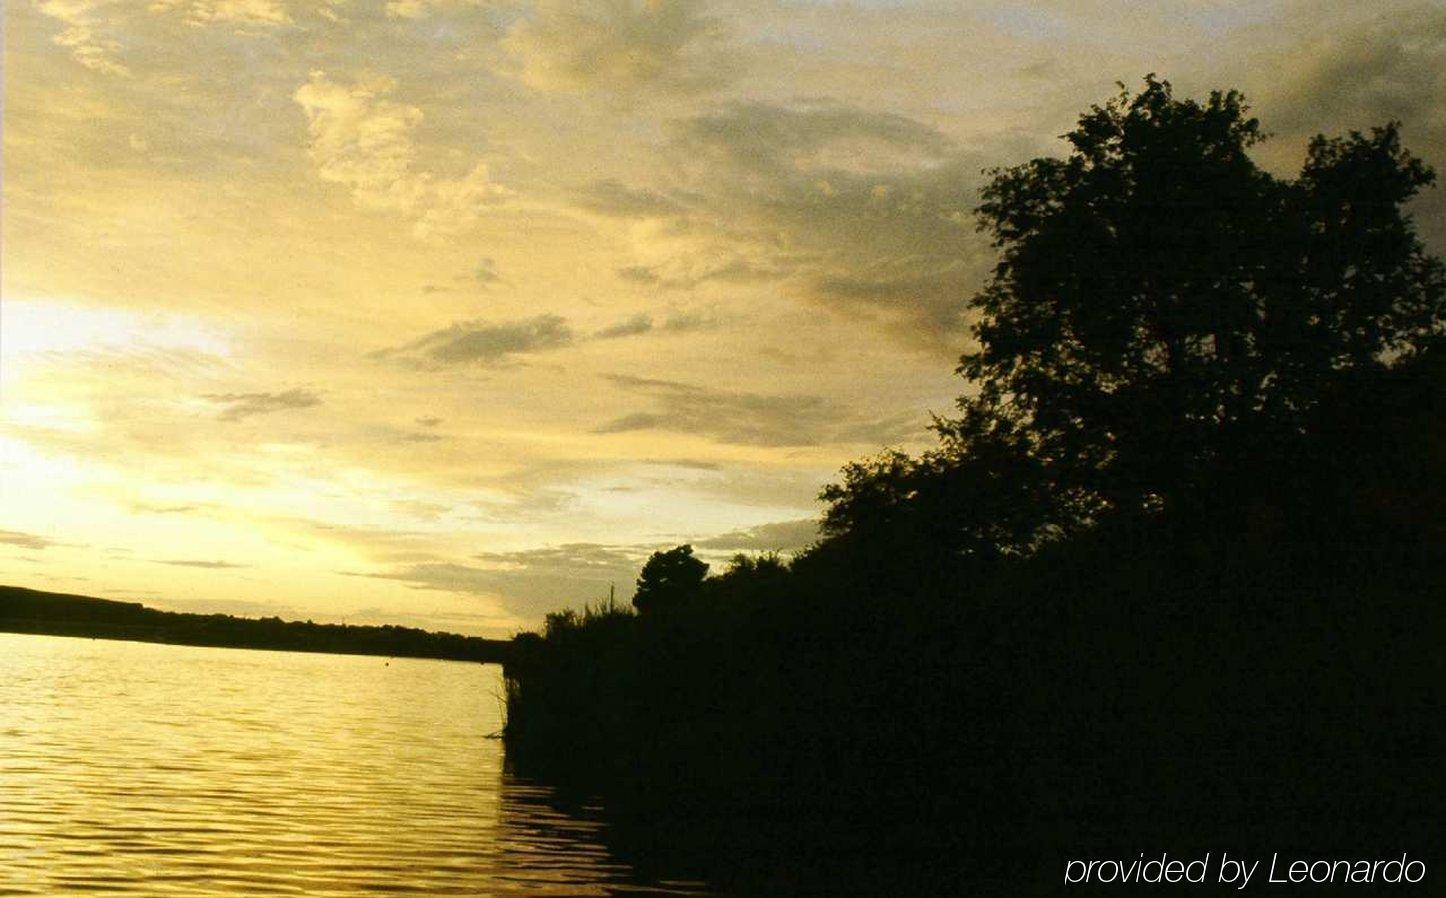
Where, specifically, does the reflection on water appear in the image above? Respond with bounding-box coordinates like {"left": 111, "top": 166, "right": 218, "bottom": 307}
{"left": 0, "top": 633, "right": 715, "bottom": 896}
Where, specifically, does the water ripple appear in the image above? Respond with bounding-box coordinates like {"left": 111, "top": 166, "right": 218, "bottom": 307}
{"left": 0, "top": 634, "right": 714, "bottom": 897}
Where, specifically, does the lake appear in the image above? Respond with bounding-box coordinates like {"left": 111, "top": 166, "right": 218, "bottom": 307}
{"left": 0, "top": 633, "right": 716, "bottom": 896}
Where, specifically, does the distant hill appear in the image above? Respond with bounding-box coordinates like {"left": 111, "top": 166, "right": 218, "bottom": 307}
{"left": 0, "top": 584, "right": 511, "bottom": 664}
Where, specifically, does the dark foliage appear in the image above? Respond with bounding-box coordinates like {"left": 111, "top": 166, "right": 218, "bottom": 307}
{"left": 632, "top": 544, "right": 710, "bottom": 615}
{"left": 960, "top": 76, "right": 1444, "bottom": 529}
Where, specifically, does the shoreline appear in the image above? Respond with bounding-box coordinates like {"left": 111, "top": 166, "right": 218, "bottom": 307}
{"left": 0, "top": 584, "right": 513, "bottom": 665}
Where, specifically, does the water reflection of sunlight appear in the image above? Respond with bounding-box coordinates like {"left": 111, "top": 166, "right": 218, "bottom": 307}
{"left": 0, "top": 636, "right": 721, "bottom": 897}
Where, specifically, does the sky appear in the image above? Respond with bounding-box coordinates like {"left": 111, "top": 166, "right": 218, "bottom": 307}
{"left": 4, "top": 0, "right": 1444, "bottom": 635}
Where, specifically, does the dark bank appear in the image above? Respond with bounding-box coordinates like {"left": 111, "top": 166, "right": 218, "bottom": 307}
{"left": 500, "top": 78, "right": 1446, "bottom": 895}
{"left": 0, "top": 584, "right": 511, "bottom": 663}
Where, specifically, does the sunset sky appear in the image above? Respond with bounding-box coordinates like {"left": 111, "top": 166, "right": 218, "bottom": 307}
{"left": 4, "top": 0, "right": 1443, "bottom": 635}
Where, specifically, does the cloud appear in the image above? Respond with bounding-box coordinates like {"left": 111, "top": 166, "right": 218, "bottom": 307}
{"left": 475, "top": 543, "right": 646, "bottom": 573}
{"left": 587, "top": 307, "right": 719, "bottom": 343}
{"left": 292, "top": 71, "right": 510, "bottom": 238}
{"left": 813, "top": 266, "right": 979, "bottom": 335}
{"left": 1259, "top": 6, "right": 1446, "bottom": 248}
{"left": 695, "top": 518, "right": 820, "bottom": 554}
{"left": 675, "top": 101, "right": 958, "bottom": 177}
{"left": 290, "top": 520, "right": 443, "bottom": 565}
{"left": 0, "top": 530, "right": 62, "bottom": 550}
{"left": 384, "top": 0, "right": 481, "bottom": 19}
{"left": 204, "top": 388, "right": 322, "bottom": 421}
{"left": 575, "top": 21, "right": 1445, "bottom": 353}
{"left": 500, "top": 0, "right": 730, "bottom": 95}
{"left": 566, "top": 100, "right": 999, "bottom": 347}
{"left": 473, "top": 257, "right": 503, "bottom": 285}
{"left": 427, "top": 258, "right": 504, "bottom": 293}
{"left": 384, "top": 0, "right": 429, "bottom": 18}
{"left": 595, "top": 374, "right": 833, "bottom": 446}
{"left": 129, "top": 501, "right": 204, "bottom": 514}
{"left": 575, "top": 179, "right": 687, "bottom": 217}
{"left": 595, "top": 313, "right": 654, "bottom": 339}
{"left": 659, "top": 310, "right": 717, "bottom": 332}
{"left": 356, "top": 542, "right": 652, "bottom": 614}
{"left": 667, "top": 101, "right": 993, "bottom": 344}
{"left": 613, "top": 257, "right": 788, "bottom": 291}
{"left": 1267, "top": 7, "right": 1446, "bottom": 136}
{"left": 616, "top": 265, "right": 661, "bottom": 284}
{"left": 594, "top": 374, "right": 917, "bottom": 447}
{"left": 35, "top": 0, "right": 130, "bottom": 75}
{"left": 383, "top": 314, "right": 574, "bottom": 366}
{"left": 148, "top": 0, "right": 292, "bottom": 27}
{"left": 155, "top": 559, "right": 249, "bottom": 568}
{"left": 685, "top": 257, "right": 787, "bottom": 285}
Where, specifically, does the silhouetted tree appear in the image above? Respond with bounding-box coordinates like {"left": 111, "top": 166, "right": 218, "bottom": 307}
{"left": 717, "top": 552, "right": 788, "bottom": 581}
{"left": 819, "top": 422, "right": 1063, "bottom": 573}
{"left": 632, "top": 545, "right": 709, "bottom": 614}
{"left": 957, "top": 75, "right": 1444, "bottom": 521}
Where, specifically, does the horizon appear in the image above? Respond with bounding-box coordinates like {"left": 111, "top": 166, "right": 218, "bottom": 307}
{"left": 5, "top": 0, "right": 1445, "bottom": 638}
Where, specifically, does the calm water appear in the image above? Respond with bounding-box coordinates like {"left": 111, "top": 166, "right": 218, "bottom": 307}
{"left": 0, "top": 633, "right": 714, "bottom": 897}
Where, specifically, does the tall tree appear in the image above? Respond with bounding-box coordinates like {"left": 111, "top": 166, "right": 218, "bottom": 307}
{"left": 820, "top": 77, "right": 1445, "bottom": 561}
{"left": 958, "top": 75, "right": 1445, "bottom": 520}
{"left": 632, "top": 545, "right": 709, "bottom": 614}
